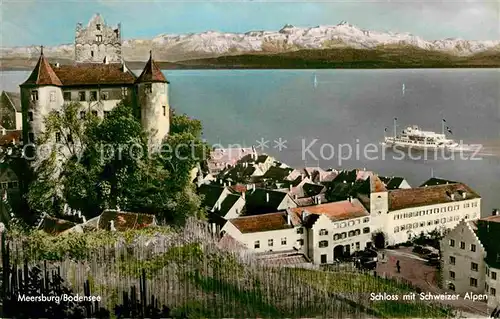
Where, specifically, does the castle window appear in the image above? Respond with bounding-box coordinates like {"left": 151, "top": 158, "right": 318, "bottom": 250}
{"left": 91, "top": 51, "right": 94, "bottom": 57}
{"left": 281, "top": 237, "right": 287, "bottom": 245}
{"left": 55, "top": 132, "right": 61, "bottom": 143}
{"left": 67, "top": 134, "right": 73, "bottom": 144}
{"left": 145, "top": 84, "right": 152, "bottom": 93}
{"left": 319, "top": 229, "right": 328, "bottom": 236}
{"left": 80, "top": 111, "right": 86, "bottom": 119}
{"left": 363, "top": 227, "right": 370, "bottom": 234}
{"left": 63, "top": 92, "right": 71, "bottom": 101}
{"left": 28, "top": 111, "right": 33, "bottom": 121}
{"left": 79, "top": 91, "right": 86, "bottom": 101}
{"left": 101, "top": 92, "right": 109, "bottom": 100}
{"left": 31, "top": 90, "right": 38, "bottom": 101}
{"left": 121, "top": 87, "right": 128, "bottom": 97}
{"left": 96, "top": 24, "right": 101, "bottom": 31}
{"left": 319, "top": 240, "right": 328, "bottom": 248}
{"left": 114, "top": 29, "right": 119, "bottom": 37}
{"left": 163, "top": 106, "right": 166, "bottom": 116}
{"left": 92, "top": 110, "right": 98, "bottom": 117}
{"left": 104, "top": 111, "right": 110, "bottom": 118}
{"left": 96, "top": 35, "right": 102, "bottom": 42}
{"left": 50, "top": 91, "right": 56, "bottom": 102}
{"left": 90, "top": 91, "right": 97, "bottom": 101}
{"left": 28, "top": 133, "right": 35, "bottom": 143}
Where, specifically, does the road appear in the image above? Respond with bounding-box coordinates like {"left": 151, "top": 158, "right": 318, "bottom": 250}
{"left": 376, "top": 247, "right": 491, "bottom": 317}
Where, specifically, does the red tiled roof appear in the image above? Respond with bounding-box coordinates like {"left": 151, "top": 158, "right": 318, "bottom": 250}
{"left": 370, "top": 175, "right": 387, "bottom": 193}
{"left": 52, "top": 63, "right": 137, "bottom": 86}
{"left": 388, "top": 183, "right": 480, "bottom": 211}
{"left": 290, "top": 199, "right": 369, "bottom": 223}
{"left": 0, "top": 130, "right": 22, "bottom": 146}
{"left": 22, "top": 51, "right": 62, "bottom": 86}
{"left": 230, "top": 212, "right": 292, "bottom": 233}
{"left": 135, "top": 51, "right": 168, "bottom": 83}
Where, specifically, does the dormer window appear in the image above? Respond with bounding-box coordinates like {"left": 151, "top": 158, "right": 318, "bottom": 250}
{"left": 96, "top": 24, "right": 101, "bottom": 31}
{"left": 319, "top": 229, "right": 328, "bottom": 236}
{"left": 96, "top": 35, "right": 102, "bottom": 42}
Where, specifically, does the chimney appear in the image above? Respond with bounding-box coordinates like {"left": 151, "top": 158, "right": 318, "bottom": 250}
{"left": 289, "top": 184, "right": 293, "bottom": 192}
{"left": 450, "top": 193, "right": 455, "bottom": 200}
{"left": 122, "top": 61, "right": 128, "bottom": 73}
{"left": 55, "top": 62, "right": 60, "bottom": 68}
{"left": 318, "top": 198, "right": 321, "bottom": 205}
{"left": 266, "top": 192, "right": 270, "bottom": 203}
{"left": 286, "top": 213, "right": 291, "bottom": 225}
{"left": 462, "top": 192, "right": 467, "bottom": 199}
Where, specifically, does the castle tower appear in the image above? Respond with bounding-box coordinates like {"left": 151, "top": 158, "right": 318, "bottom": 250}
{"left": 20, "top": 46, "right": 63, "bottom": 146}
{"left": 75, "top": 13, "right": 122, "bottom": 63}
{"left": 135, "top": 51, "right": 170, "bottom": 148}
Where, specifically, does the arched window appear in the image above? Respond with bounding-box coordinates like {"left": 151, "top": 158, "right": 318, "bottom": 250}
{"left": 448, "top": 283, "right": 455, "bottom": 291}
{"left": 348, "top": 231, "right": 355, "bottom": 237}
{"left": 363, "top": 227, "right": 370, "bottom": 234}
{"left": 333, "top": 234, "right": 340, "bottom": 240}
{"left": 341, "top": 232, "right": 347, "bottom": 239}
{"left": 319, "top": 240, "right": 328, "bottom": 248}
{"left": 354, "top": 229, "right": 361, "bottom": 236}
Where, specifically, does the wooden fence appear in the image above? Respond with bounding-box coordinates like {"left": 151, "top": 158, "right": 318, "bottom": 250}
{"left": 0, "top": 219, "right": 452, "bottom": 318}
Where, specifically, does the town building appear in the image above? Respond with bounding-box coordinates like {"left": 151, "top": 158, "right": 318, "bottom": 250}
{"left": 221, "top": 199, "right": 371, "bottom": 265}
{"left": 20, "top": 14, "right": 170, "bottom": 151}
{"left": 368, "top": 178, "right": 481, "bottom": 246}
{"left": 440, "top": 210, "right": 500, "bottom": 311}
{"left": 0, "top": 91, "right": 22, "bottom": 131}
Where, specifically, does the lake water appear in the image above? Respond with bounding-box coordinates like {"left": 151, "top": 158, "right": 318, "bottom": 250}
{"left": 2, "top": 69, "right": 499, "bottom": 216}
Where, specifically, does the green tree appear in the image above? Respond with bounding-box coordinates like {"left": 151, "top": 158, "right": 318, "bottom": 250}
{"left": 26, "top": 101, "right": 206, "bottom": 225}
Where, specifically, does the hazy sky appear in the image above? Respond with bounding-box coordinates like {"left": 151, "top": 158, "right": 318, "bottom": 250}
{"left": 1, "top": 0, "right": 499, "bottom": 47}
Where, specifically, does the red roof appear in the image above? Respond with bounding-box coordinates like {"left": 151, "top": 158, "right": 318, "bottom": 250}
{"left": 21, "top": 49, "right": 62, "bottom": 86}
{"left": 230, "top": 212, "right": 293, "bottom": 233}
{"left": 135, "top": 51, "right": 168, "bottom": 83}
{"left": 51, "top": 63, "right": 137, "bottom": 86}
{"left": 0, "top": 130, "right": 22, "bottom": 146}
{"left": 290, "top": 199, "right": 369, "bottom": 222}
{"left": 388, "top": 183, "right": 480, "bottom": 211}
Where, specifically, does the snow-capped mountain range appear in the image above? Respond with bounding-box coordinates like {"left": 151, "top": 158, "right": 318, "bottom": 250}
{"left": 2, "top": 21, "right": 499, "bottom": 62}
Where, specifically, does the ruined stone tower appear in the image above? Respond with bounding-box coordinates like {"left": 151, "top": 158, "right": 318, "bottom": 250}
{"left": 75, "top": 13, "right": 122, "bottom": 63}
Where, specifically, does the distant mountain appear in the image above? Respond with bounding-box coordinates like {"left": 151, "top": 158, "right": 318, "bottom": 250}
{"left": 1, "top": 21, "right": 499, "bottom": 68}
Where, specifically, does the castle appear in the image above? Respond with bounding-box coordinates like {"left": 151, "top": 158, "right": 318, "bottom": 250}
{"left": 20, "top": 14, "right": 170, "bottom": 149}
